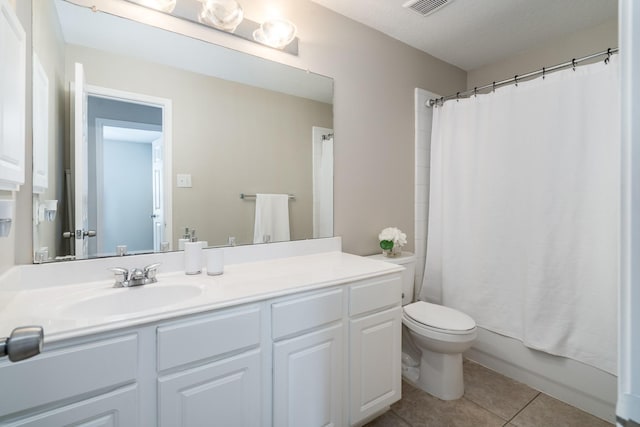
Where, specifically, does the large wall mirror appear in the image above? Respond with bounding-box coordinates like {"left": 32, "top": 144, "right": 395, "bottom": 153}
{"left": 31, "top": 0, "right": 334, "bottom": 263}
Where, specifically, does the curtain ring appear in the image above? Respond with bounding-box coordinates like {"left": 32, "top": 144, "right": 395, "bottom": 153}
{"left": 514, "top": 75, "right": 519, "bottom": 86}
{"left": 474, "top": 87, "right": 478, "bottom": 97}
{"left": 492, "top": 82, "right": 496, "bottom": 93}
{"left": 542, "top": 67, "right": 546, "bottom": 79}
{"left": 605, "top": 48, "right": 611, "bottom": 64}
{"left": 572, "top": 58, "right": 576, "bottom": 70}
{"left": 456, "top": 92, "right": 460, "bottom": 102}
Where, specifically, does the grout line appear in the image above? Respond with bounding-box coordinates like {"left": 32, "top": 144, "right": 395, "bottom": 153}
{"left": 461, "top": 396, "right": 511, "bottom": 425}
{"left": 504, "top": 391, "right": 541, "bottom": 426}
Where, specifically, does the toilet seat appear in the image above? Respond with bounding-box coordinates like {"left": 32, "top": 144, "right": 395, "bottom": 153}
{"left": 404, "top": 301, "right": 476, "bottom": 335}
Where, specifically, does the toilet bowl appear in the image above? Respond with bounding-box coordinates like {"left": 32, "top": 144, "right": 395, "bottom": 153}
{"left": 403, "top": 301, "right": 476, "bottom": 400}
{"left": 366, "top": 252, "right": 477, "bottom": 401}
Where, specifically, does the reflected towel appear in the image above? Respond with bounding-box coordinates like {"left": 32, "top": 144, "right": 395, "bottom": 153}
{"left": 253, "top": 194, "right": 290, "bottom": 244}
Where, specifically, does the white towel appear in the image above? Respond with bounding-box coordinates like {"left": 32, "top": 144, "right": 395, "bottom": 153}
{"left": 253, "top": 194, "right": 290, "bottom": 244}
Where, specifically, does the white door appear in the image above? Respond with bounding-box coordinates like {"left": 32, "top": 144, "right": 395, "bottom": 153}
{"left": 273, "top": 324, "right": 343, "bottom": 427}
{"left": 152, "top": 137, "right": 164, "bottom": 251}
{"left": 158, "top": 350, "right": 262, "bottom": 427}
{"left": 349, "top": 306, "right": 402, "bottom": 425}
{"left": 73, "top": 62, "right": 90, "bottom": 259}
{"left": 0, "top": 0, "right": 26, "bottom": 191}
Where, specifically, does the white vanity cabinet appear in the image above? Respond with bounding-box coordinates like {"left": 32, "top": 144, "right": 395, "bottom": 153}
{"left": 348, "top": 276, "right": 403, "bottom": 425}
{"left": 271, "top": 288, "right": 345, "bottom": 427}
{"left": 0, "top": 0, "right": 26, "bottom": 191}
{"left": 0, "top": 265, "right": 403, "bottom": 427}
{"left": 156, "top": 305, "right": 263, "bottom": 427}
{"left": 0, "top": 334, "right": 139, "bottom": 426}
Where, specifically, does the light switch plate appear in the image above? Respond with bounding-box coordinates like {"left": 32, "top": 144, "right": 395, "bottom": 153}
{"left": 177, "top": 174, "right": 192, "bottom": 188}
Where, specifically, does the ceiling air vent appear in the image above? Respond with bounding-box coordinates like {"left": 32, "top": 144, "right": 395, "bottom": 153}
{"left": 402, "top": 0, "right": 451, "bottom": 17}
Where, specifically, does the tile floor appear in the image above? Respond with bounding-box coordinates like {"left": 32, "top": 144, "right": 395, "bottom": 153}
{"left": 365, "top": 360, "right": 613, "bottom": 427}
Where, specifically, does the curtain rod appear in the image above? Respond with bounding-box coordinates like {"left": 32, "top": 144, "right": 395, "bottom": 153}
{"left": 427, "top": 47, "right": 618, "bottom": 108}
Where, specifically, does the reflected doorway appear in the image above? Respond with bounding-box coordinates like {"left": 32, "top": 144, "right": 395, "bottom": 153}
{"left": 94, "top": 119, "right": 162, "bottom": 256}
{"left": 75, "top": 86, "right": 172, "bottom": 258}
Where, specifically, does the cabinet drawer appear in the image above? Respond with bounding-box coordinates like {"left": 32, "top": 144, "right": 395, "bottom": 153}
{"left": 272, "top": 288, "right": 343, "bottom": 340}
{"left": 349, "top": 275, "right": 401, "bottom": 317}
{"left": 0, "top": 334, "right": 137, "bottom": 418}
{"left": 157, "top": 305, "right": 261, "bottom": 371}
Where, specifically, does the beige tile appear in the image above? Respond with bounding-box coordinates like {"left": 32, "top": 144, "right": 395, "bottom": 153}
{"left": 391, "top": 381, "right": 506, "bottom": 427}
{"left": 364, "top": 410, "right": 411, "bottom": 427}
{"left": 463, "top": 360, "right": 539, "bottom": 420}
{"left": 510, "top": 394, "right": 613, "bottom": 427}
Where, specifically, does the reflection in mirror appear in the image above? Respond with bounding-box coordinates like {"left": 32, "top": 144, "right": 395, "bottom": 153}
{"left": 31, "top": 0, "right": 334, "bottom": 263}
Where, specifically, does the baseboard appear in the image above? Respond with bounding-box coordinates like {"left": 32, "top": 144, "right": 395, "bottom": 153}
{"left": 465, "top": 327, "right": 616, "bottom": 424}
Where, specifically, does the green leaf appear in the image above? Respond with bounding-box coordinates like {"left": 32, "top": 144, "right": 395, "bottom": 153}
{"left": 380, "top": 240, "right": 394, "bottom": 250}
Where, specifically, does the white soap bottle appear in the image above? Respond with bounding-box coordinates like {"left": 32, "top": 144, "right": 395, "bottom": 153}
{"left": 184, "top": 230, "right": 202, "bottom": 275}
{"left": 178, "top": 227, "right": 190, "bottom": 251}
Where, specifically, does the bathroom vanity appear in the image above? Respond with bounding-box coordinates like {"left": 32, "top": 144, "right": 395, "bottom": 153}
{"left": 0, "top": 245, "right": 403, "bottom": 426}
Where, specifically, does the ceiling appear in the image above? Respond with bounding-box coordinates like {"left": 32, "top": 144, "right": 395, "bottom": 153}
{"left": 310, "top": 0, "right": 617, "bottom": 71}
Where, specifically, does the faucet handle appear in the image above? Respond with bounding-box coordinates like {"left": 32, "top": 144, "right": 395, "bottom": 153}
{"left": 109, "top": 267, "right": 129, "bottom": 287}
{"left": 143, "top": 263, "right": 161, "bottom": 281}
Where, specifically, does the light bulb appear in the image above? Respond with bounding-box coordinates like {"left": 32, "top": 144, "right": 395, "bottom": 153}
{"left": 252, "top": 18, "right": 297, "bottom": 49}
{"left": 199, "top": 0, "right": 244, "bottom": 32}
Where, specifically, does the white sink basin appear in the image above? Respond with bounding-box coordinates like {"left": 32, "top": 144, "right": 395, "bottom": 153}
{"left": 58, "top": 285, "right": 204, "bottom": 319}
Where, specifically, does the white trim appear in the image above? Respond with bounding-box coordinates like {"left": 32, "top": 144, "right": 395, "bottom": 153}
{"left": 618, "top": 0, "right": 640, "bottom": 424}
{"left": 311, "top": 126, "right": 333, "bottom": 239}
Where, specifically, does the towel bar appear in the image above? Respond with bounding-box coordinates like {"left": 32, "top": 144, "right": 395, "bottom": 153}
{"left": 240, "top": 193, "right": 295, "bottom": 200}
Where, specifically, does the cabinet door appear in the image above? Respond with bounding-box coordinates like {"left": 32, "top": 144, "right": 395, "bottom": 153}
{"left": 349, "top": 306, "right": 402, "bottom": 425}
{"left": 158, "top": 349, "right": 262, "bottom": 427}
{"left": 273, "top": 323, "right": 343, "bottom": 427}
{"left": 0, "top": 0, "right": 26, "bottom": 191}
{"left": 3, "top": 386, "right": 137, "bottom": 427}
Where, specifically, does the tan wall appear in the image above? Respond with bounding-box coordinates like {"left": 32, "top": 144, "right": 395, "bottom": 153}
{"left": 467, "top": 19, "right": 618, "bottom": 90}
{"left": 3, "top": 1, "right": 621, "bottom": 268}
{"left": 65, "top": 45, "right": 332, "bottom": 248}
{"left": 8, "top": 0, "right": 467, "bottom": 267}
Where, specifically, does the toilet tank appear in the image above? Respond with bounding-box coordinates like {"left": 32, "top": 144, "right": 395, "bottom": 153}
{"left": 366, "top": 252, "right": 416, "bottom": 305}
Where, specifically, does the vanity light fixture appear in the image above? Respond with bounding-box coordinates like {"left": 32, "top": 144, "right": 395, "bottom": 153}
{"left": 198, "top": 0, "right": 244, "bottom": 32}
{"left": 252, "top": 18, "right": 297, "bottom": 49}
{"left": 124, "top": 0, "right": 299, "bottom": 55}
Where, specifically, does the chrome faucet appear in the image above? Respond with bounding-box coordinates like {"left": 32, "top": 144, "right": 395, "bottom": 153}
{"left": 110, "top": 263, "right": 161, "bottom": 288}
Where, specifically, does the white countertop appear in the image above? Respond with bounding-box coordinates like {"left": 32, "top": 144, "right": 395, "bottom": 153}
{"left": 0, "top": 252, "right": 402, "bottom": 343}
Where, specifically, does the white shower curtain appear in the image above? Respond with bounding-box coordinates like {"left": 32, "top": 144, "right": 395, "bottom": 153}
{"left": 421, "top": 57, "right": 620, "bottom": 374}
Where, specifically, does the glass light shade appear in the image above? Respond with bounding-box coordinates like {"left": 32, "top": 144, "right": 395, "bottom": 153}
{"left": 133, "top": 0, "right": 177, "bottom": 13}
{"left": 199, "top": 0, "right": 244, "bottom": 32}
{"left": 253, "top": 18, "right": 297, "bottom": 49}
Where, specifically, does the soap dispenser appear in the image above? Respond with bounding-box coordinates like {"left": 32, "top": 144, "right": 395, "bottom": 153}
{"left": 184, "top": 229, "right": 202, "bottom": 275}
{"left": 178, "top": 227, "right": 190, "bottom": 250}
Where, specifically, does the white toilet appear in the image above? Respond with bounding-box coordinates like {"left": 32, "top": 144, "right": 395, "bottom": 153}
{"left": 367, "top": 252, "right": 477, "bottom": 400}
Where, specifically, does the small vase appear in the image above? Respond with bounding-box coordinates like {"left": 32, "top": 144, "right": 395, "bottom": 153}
{"left": 383, "top": 246, "right": 402, "bottom": 257}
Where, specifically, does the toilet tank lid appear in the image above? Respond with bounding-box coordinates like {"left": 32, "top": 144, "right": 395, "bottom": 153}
{"left": 404, "top": 301, "right": 476, "bottom": 331}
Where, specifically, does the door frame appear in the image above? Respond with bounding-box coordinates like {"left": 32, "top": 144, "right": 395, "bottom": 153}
{"left": 84, "top": 85, "right": 173, "bottom": 252}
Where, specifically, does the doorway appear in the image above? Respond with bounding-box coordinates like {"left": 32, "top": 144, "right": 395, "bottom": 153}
{"left": 74, "top": 81, "right": 172, "bottom": 258}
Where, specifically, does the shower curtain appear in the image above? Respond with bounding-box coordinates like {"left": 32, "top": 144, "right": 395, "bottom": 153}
{"left": 421, "top": 57, "right": 620, "bottom": 374}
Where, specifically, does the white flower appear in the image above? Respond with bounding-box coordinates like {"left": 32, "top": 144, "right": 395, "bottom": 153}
{"left": 378, "top": 227, "right": 407, "bottom": 247}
